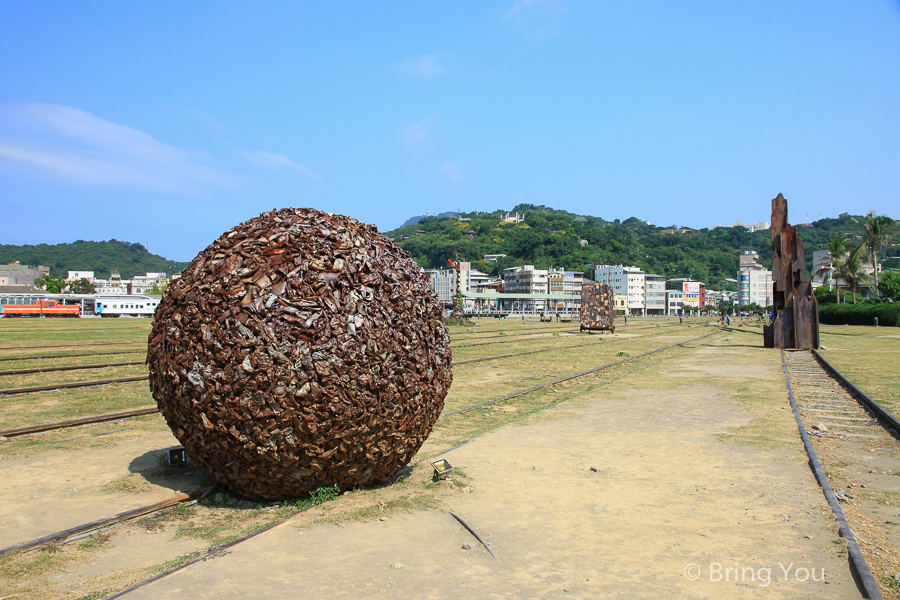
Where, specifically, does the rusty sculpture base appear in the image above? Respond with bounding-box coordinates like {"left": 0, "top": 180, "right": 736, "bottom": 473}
{"left": 147, "top": 208, "right": 453, "bottom": 500}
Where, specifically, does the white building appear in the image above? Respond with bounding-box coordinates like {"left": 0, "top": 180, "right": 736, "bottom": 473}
{"left": 501, "top": 265, "right": 551, "bottom": 310}
{"left": 737, "top": 251, "right": 773, "bottom": 306}
{"left": 594, "top": 265, "right": 646, "bottom": 316}
{"left": 644, "top": 274, "right": 666, "bottom": 315}
{"left": 424, "top": 269, "right": 457, "bottom": 307}
{"left": 665, "top": 289, "right": 684, "bottom": 315}
{"left": 67, "top": 271, "right": 95, "bottom": 281}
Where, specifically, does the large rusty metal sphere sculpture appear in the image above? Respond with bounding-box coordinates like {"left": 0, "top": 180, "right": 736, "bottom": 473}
{"left": 147, "top": 208, "right": 452, "bottom": 500}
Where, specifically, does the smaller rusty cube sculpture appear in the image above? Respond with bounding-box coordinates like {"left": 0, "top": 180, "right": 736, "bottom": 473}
{"left": 580, "top": 282, "right": 615, "bottom": 333}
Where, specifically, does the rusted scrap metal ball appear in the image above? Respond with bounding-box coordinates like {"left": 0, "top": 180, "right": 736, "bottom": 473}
{"left": 147, "top": 208, "right": 452, "bottom": 500}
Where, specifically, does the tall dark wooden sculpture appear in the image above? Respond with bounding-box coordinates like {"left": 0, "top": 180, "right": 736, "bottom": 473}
{"left": 763, "top": 193, "right": 819, "bottom": 349}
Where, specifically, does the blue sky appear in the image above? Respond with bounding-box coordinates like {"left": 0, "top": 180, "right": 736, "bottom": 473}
{"left": 1, "top": 1, "right": 898, "bottom": 261}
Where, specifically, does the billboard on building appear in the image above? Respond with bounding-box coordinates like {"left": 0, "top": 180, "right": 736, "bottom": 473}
{"left": 683, "top": 282, "right": 700, "bottom": 295}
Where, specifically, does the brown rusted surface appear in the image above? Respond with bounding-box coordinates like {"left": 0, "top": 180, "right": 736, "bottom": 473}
{"left": 580, "top": 282, "right": 615, "bottom": 332}
{"left": 147, "top": 208, "right": 452, "bottom": 500}
{"left": 764, "top": 194, "right": 819, "bottom": 349}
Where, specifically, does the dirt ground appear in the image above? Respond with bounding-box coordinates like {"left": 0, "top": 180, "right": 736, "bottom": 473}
{"left": 120, "top": 339, "right": 865, "bottom": 599}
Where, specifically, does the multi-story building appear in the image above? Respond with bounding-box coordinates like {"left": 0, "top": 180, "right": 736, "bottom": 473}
{"left": 547, "top": 268, "right": 583, "bottom": 310}
{"left": 130, "top": 273, "right": 168, "bottom": 294}
{"left": 644, "top": 274, "right": 666, "bottom": 316}
{"left": 737, "top": 250, "right": 773, "bottom": 306}
{"left": 0, "top": 263, "right": 49, "bottom": 287}
{"left": 594, "top": 265, "right": 646, "bottom": 315}
{"left": 502, "top": 265, "right": 549, "bottom": 294}
{"left": 457, "top": 262, "right": 497, "bottom": 311}
{"left": 424, "top": 268, "right": 457, "bottom": 307}
{"left": 665, "top": 289, "right": 684, "bottom": 315}
{"left": 666, "top": 278, "right": 706, "bottom": 310}
{"left": 613, "top": 294, "right": 627, "bottom": 315}
{"left": 67, "top": 271, "right": 95, "bottom": 281}
{"left": 501, "top": 265, "right": 549, "bottom": 310}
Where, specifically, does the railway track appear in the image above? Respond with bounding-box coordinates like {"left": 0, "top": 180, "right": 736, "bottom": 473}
{"left": 0, "top": 326, "right": 689, "bottom": 400}
{"left": 784, "top": 350, "right": 898, "bottom": 439}
{"left": 0, "top": 375, "right": 148, "bottom": 396}
{"left": 0, "top": 361, "right": 143, "bottom": 377}
{"left": 0, "top": 333, "right": 673, "bottom": 433}
{"left": 0, "top": 341, "right": 141, "bottom": 351}
{"left": 0, "top": 349, "right": 146, "bottom": 362}
{"left": 1, "top": 330, "right": 721, "bottom": 568}
{"left": 782, "top": 349, "right": 900, "bottom": 600}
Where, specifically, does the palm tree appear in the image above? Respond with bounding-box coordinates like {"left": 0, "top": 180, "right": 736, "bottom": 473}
{"left": 821, "top": 233, "right": 849, "bottom": 302}
{"left": 854, "top": 212, "right": 898, "bottom": 297}
{"left": 835, "top": 244, "right": 869, "bottom": 304}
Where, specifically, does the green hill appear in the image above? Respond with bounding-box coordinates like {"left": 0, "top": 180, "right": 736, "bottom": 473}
{"left": 0, "top": 240, "right": 189, "bottom": 280}
{"left": 385, "top": 205, "right": 887, "bottom": 291}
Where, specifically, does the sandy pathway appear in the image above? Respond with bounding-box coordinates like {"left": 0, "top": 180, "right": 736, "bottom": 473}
{"left": 125, "top": 343, "right": 863, "bottom": 599}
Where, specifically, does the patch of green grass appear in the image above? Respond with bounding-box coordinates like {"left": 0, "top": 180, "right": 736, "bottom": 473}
{"left": 322, "top": 493, "right": 440, "bottom": 525}
{"left": 77, "top": 532, "right": 112, "bottom": 552}
{"left": 102, "top": 472, "right": 154, "bottom": 495}
{"left": 75, "top": 589, "right": 119, "bottom": 600}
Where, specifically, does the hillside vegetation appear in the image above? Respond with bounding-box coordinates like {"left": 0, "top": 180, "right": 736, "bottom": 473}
{"left": 0, "top": 240, "right": 189, "bottom": 280}
{"left": 386, "top": 205, "right": 885, "bottom": 290}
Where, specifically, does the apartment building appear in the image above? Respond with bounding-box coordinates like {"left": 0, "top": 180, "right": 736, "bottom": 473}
{"left": 594, "top": 265, "right": 646, "bottom": 315}
{"left": 666, "top": 278, "right": 706, "bottom": 309}
{"left": 644, "top": 274, "right": 666, "bottom": 315}
{"left": 502, "top": 265, "right": 549, "bottom": 295}
{"left": 547, "top": 268, "right": 584, "bottom": 310}
{"left": 424, "top": 268, "right": 457, "bottom": 307}
{"left": 737, "top": 250, "right": 773, "bottom": 306}
{"left": 665, "top": 289, "right": 684, "bottom": 315}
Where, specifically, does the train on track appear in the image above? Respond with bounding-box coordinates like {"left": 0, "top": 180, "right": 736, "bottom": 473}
{"left": 0, "top": 300, "right": 81, "bottom": 317}
{"left": 94, "top": 296, "right": 160, "bottom": 317}
{"left": 0, "top": 293, "right": 161, "bottom": 318}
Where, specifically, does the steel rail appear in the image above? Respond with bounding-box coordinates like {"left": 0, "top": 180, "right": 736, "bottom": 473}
{"left": 0, "top": 490, "right": 203, "bottom": 557}
{"left": 0, "top": 361, "right": 143, "bottom": 377}
{"left": 441, "top": 331, "right": 718, "bottom": 418}
{"left": 454, "top": 340, "right": 605, "bottom": 366}
{"left": 0, "top": 341, "right": 140, "bottom": 350}
{"left": 811, "top": 349, "right": 900, "bottom": 435}
{"left": 452, "top": 330, "right": 580, "bottom": 346}
{"left": 0, "top": 375, "right": 148, "bottom": 396}
{"left": 0, "top": 349, "right": 146, "bottom": 363}
{"left": 781, "top": 350, "right": 883, "bottom": 600}
{"left": 0, "top": 407, "right": 159, "bottom": 439}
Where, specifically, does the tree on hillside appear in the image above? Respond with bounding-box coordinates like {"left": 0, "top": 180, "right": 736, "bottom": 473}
{"left": 854, "top": 212, "right": 898, "bottom": 297}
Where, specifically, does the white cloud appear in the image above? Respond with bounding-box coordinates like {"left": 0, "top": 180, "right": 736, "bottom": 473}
{"left": 390, "top": 52, "right": 452, "bottom": 78}
{"left": 233, "top": 146, "right": 318, "bottom": 180}
{"left": 440, "top": 161, "right": 462, "bottom": 181}
{"left": 502, "top": 0, "right": 564, "bottom": 39}
{"left": 0, "top": 103, "right": 236, "bottom": 192}
{"left": 403, "top": 119, "right": 436, "bottom": 150}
